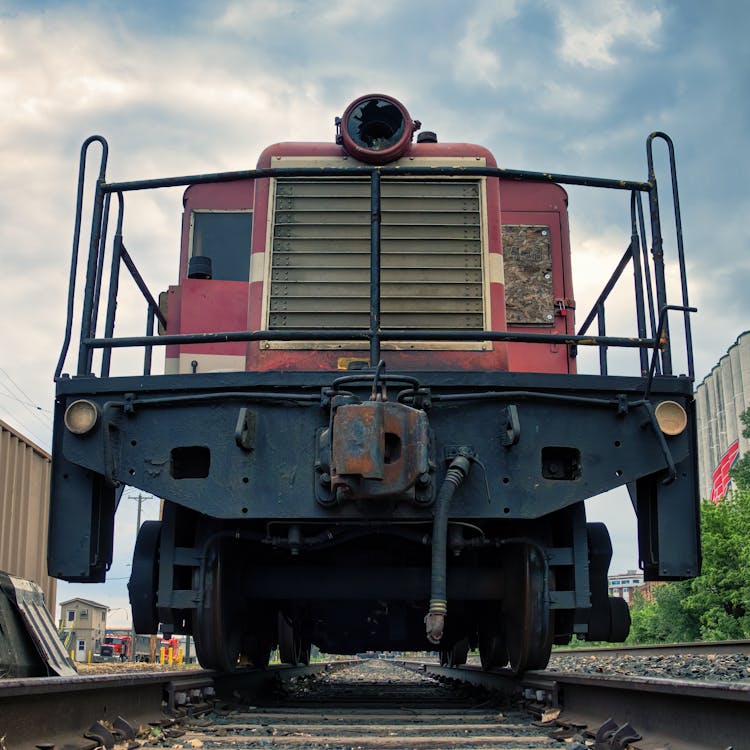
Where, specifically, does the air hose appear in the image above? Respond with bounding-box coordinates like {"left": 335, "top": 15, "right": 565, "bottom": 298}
{"left": 424, "top": 452, "right": 472, "bottom": 644}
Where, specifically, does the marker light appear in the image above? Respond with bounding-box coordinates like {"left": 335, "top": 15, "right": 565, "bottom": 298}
{"left": 64, "top": 399, "right": 99, "bottom": 435}
{"left": 338, "top": 94, "right": 419, "bottom": 164}
{"left": 654, "top": 400, "right": 688, "bottom": 436}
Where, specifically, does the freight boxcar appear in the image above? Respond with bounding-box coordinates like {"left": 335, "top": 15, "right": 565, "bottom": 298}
{"left": 1, "top": 419, "right": 56, "bottom": 613}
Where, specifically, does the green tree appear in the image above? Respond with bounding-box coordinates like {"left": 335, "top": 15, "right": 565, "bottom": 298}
{"left": 627, "top": 581, "right": 699, "bottom": 644}
{"left": 626, "top": 407, "right": 750, "bottom": 644}
{"left": 681, "top": 489, "right": 750, "bottom": 639}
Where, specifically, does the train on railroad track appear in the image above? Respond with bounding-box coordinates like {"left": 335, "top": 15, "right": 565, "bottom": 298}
{"left": 47, "top": 93, "right": 701, "bottom": 673}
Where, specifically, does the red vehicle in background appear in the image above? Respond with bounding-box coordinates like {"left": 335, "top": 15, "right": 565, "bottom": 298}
{"left": 100, "top": 634, "right": 131, "bottom": 661}
{"left": 101, "top": 633, "right": 180, "bottom": 661}
{"left": 161, "top": 636, "right": 180, "bottom": 657}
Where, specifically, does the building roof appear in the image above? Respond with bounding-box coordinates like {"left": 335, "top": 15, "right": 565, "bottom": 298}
{"left": 0, "top": 417, "right": 51, "bottom": 460}
{"left": 696, "top": 329, "right": 750, "bottom": 389}
{"left": 59, "top": 597, "right": 108, "bottom": 610}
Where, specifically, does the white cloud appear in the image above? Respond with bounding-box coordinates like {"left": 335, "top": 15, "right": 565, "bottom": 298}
{"left": 556, "top": 1, "right": 662, "bottom": 69}
{"left": 213, "top": 0, "right": 299, "bottom": 31}
{"left": 215, "top": 0, "right": 398, "bottom": 33}
{"left": 452, "top": 1, "right": 519, "bottom": 88}
{"left": 316, "top": 0, "right": 398, "bottom": 25}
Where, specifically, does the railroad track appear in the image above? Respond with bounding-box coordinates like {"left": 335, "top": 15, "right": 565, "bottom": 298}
{"left": 552, "top": 638, "right": 750, "bottom": 658}
{"left": 410, "top": 661, "right": 750, "bottom": 749}
{"left": 1, "top": 654, "right": 749, "bottom": 749}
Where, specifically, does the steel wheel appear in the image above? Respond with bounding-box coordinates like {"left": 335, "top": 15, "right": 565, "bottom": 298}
{"left": 478, "top": 612, "right": 508, "bottom": 671}
{"left": 193, "top": 538, "right": 242, "bottom": 672}
{"left": 128, "top": 520, "right": 161, "bottom": 635}
{"left": 440, "top": 637, "right": 469, "bottom": 667}
{"left": 240, "top": 611, "right": 275, "bottom": 669}
{"left": 278, "top": 612, "right": 310, "bottom": 666}
{"left": 502, "top": 543, "right": 552, "bottom": 674}
{"left": 449, "top": 637, "right": 469, "bottom": 666}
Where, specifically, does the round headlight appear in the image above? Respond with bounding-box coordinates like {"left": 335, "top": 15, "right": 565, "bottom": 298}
{"left": 64, "top": 399, "right": 99, "bottom": 435}
{"left": 339, "top": 94, "right": 417, "bottom": 164}
{"left": 654, "top": 400, "right": 687, "bottom": 436}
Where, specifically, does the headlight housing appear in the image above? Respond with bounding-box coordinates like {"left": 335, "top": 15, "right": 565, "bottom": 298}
{"left": 338, "top": 94, "right": 418, "bottom": 164}
{"left": 64, "top": 399, "right": 99, "bottom": 435}
{"left": 654, "top": 400, "right": 688, "bottom": 436}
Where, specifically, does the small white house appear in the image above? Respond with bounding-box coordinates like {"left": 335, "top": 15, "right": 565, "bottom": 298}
{"left": 59, "top": 597, "right": 108, "bottom": 661}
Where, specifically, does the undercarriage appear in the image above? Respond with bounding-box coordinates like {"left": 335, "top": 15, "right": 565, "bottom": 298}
{"left": 129, "top": 503, "right": 628, "bottom": 673}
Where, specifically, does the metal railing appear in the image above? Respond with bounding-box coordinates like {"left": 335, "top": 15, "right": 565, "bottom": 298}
{"left": 55, "top": 134, "right": 695, "bottom": 383}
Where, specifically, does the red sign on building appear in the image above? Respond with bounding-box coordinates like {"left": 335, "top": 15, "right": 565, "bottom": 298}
{"left": 711, "top": 439, "right": 740, "bottom": 502}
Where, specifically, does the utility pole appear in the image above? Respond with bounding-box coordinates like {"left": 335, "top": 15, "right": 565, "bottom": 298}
{"left": 129, "top": 492, "right": 153, "bottom": 535}
{"left": 126, "top": 492, "right": 155, "bottom": 660}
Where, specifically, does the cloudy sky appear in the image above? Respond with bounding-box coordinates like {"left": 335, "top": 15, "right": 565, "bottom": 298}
{"left": 1, "top": 1, "right": 747, "bottom": 626}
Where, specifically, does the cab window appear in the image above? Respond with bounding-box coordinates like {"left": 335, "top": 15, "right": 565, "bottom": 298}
{"left": 190, "top": 210, "right": 252, "bottom": 281}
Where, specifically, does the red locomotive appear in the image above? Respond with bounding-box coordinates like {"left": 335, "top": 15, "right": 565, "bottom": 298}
{"left": 48, "top": 94, "right": 700, "bottom": 672}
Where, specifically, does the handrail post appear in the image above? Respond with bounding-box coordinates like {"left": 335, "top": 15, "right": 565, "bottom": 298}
{"left": 636, "top": 193, "right": 659, "bottom": 350}
{"left": 369, "top": 169, "right": 382, "bottom": 367}
{"left": 89, "top": 192, "right": 112, "bottom": 372}
{"left": 648, "top": 132, "right": 694, "bottom": 380}
{"left": 597, "top": 303, "right": 607, "bottom": 375}
{"left": 630, "top": 194, "right": 649, "bottom": 376}
{"left": 646, "top": 139, "right": 672, "bottom": 375}
{"left": 76, "top": 178, "right": 107, "bottom": 375}
{"left": 102, "top": 194, "right": 125, "bottom": 378}
{"left": 56, "top": 135, "right": 108, "bottom": 380}
{"left": 144, "top": 310, "right": 154, "bottom": 376}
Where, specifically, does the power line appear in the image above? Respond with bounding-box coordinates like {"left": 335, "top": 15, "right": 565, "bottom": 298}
{"left": 0, "top": 369, "right": 54, "bottom": 435}
{"left": 0, "top": 388, "right": 53, "bottom": 445}
{"left": 0, "top": 390, "right": 52, "bottom": 414}
{"left": 0, "top": 406, "right": 51, "bottom": 450}
{"left": 0, "top": 366, "right": 54, "bottom": 450}
{"left": 0, "top": 366, "right": 49, "bottom": 409}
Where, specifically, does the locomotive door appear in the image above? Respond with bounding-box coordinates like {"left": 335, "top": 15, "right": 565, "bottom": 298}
{"left": 501, "top": 205, "right": 573, "bottom": 374}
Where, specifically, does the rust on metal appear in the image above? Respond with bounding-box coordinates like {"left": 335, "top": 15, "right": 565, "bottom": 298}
{"left": 332, "top": 402, "right": 385, "bottom": 479}
{"left": 502, "top": 224, "right": 554, "bottom": 326}
{"left": 329, "top": 401, "right": 431, "bottom": 501}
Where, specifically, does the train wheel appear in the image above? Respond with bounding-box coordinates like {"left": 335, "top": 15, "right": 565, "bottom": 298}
{"left": 440, "top": 637, "right": 469, "bottom": 667}
{"left": 608, "top": 596, "right": 631, "bottom": 642}
{"left": 193, "top": 540, "right": 243, "bottom": 671}
{"left": 300, "top": 637, "right": 312, "bottom": 666}
{"left": 278, "top": 612, "right": 309, "bottom": 666}
{"left": 128, "top": 520, "right": 161, "bottom": 635}
{"left": 503, "top": 543, "right": 552, "bottom": 674}
{"left": 478, "top": 615, "right": 508, "bottom": 671}
{"left": 240, "top": 613, "right": 275, "bottom": 669}
{"left": 449, "top": 637, "right": 469, "bottom": 666}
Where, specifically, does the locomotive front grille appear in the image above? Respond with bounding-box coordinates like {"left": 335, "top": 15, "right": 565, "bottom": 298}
{"left": 268, "top": 177, "right": 485, "bottom": 331}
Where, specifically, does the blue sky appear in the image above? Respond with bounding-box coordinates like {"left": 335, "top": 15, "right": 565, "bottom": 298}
{"left": 1, "top": 0, "right": 747, "bottom": 625}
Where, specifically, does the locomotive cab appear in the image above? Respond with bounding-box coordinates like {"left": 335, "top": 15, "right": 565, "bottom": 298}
{"left": 49, "top": 94, "right": 700, "bottom": 673}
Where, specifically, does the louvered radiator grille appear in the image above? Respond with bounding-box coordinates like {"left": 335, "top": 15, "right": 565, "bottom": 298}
{"left": 268, "top": 178, "right": 485, "bottom": 330}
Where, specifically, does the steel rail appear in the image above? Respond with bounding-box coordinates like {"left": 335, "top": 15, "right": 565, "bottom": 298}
{"left": 0, "top": 663, "right": 342, "bottom": 750}
{"left": 402, "top": 660, "right": 750, "bottom": 750}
